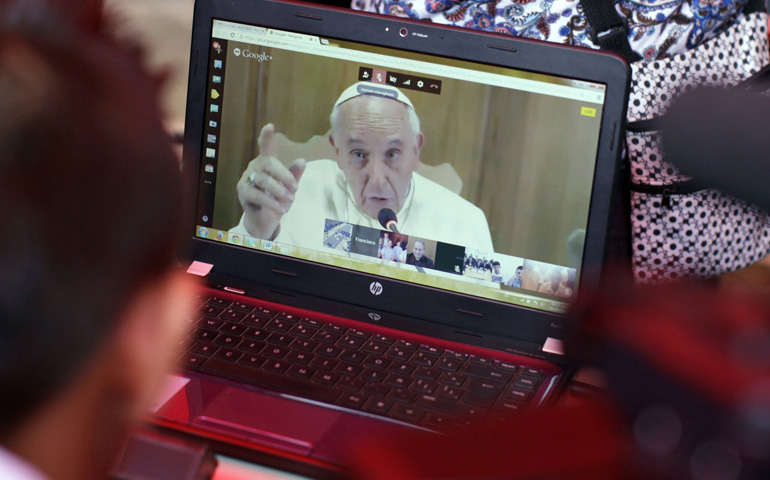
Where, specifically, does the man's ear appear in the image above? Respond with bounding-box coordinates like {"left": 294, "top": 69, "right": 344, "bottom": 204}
{"left": 110, "top": 270, "right": 198, "bottom": 417}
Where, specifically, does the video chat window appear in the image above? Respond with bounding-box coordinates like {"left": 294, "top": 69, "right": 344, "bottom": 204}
{"left": 199, "top": 21, "right": 605, "bottom": 309}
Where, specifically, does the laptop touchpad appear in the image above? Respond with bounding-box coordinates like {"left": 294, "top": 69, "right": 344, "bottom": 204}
{"left": 194, "top": 387, "right": 341, "bottom": 455}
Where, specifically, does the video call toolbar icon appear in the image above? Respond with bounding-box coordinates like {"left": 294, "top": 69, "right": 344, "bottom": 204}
{"left": 358, "top": 66, "right": 442, "bottom": 94}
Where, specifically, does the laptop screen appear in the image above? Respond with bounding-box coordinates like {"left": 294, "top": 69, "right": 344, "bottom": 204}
{"left": 194, "top": 18, "right": 609, "bottom": 316}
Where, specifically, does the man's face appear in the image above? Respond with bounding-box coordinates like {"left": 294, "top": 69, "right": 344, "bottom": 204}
{"left": 331, "top": 96, "right": 423, "bottom": 219}
{"left": 413, "top": 241, "right": 425, "bottom": 260}
{"left": 515, "top": 268, "right": 522, "bottom": 281}
{"left": 493, "top": 264, "right": 501, "bottom": 274}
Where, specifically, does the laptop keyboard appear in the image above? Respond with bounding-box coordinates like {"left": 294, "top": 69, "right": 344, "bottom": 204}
{"left": 178, "top": 295, "right": 548, "bottom": 430}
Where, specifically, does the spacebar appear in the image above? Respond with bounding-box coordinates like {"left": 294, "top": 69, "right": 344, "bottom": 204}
{"left": 201, "top": 358, "right": 340, "bottom": 404}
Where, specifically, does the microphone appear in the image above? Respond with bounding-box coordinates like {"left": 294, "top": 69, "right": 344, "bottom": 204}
{"left": 378, "top": 208, "right": 399, "bottom": 233}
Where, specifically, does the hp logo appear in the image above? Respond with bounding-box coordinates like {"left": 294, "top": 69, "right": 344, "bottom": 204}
{"left": 369, "top": 282, "right": 383, "bottom": 296}
{"left": 368, "top": 313, "right": 382, "bottom": 321}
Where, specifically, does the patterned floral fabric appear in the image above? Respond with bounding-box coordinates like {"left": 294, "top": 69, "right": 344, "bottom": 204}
{"left": 351, "top": 0, "right": 750, "bottom": 61}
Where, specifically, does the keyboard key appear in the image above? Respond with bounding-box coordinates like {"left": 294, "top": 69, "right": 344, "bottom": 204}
{"left": 514, "top": 375, "right": 541, "bottom": 389}
{"left": 413, "top": 378, "right": 438, "bottom": 394}
{"left": 338, "top": 377, "right": 365, "bottom": 392}
{"left": 317, "top": 345, "right": 344, "bottom": 358}
{"left": 391, "top": 405, "right": 425, "bottom": 424}
{"left": 266, "top": 333, "right": 293, "bottom": 346}
{"left": 437, "top": 357, "right": 463, "bottom": 372}
{"left": 348, "top": 329, "right": 371, "bottom": 340}
{"left": 207, "top": 297, "right": 232, "bottom": 308}
{"left": 291, "top": 324, "right": 317, "bottom": 339}
{"left": 300, "top": 318, "right": 323, "bottom": 329}
{"left": 340, "top": 335, "right": 366, "bottom": 349}
{"left": 264, "top": 346, "right": 289, "bottom": 359}
{"left": 414, "top": 352, "right": 440, "bottom": 367}
{"left": 365, "top": 357, "right": 392, "bottom": 370}
{"left": 415, "top": 367, "right": 441, "bottom": 382}
{"left": 440, "top": 372, "right": 466, "bottom": 387}
{"left": 215, "top": 348, "right": 242, "bottom": 362}
{"left": 423, "top": 412, "right": 456, "bottom": 430}
{"left": 243, "top": 328, "right": 269, "bottom": 341}
{"left": 267, "top": 318, "right": 294, "bottom": 333}
{"left": 314, "top": 371, "right": 340, "bottom": 386}
{"left": 390, "top": 362, "right": 415, "bottom": 376}
{"left": 361, "top": 369, "right": 388, "bottom": 383}
{"left": 417, "top": 395, "right": 489, "bottom": 421}
{"left": 464, "top": 365, "right": 514, "bottom": 383}
{"left": 505, "top": 387, "right": 532, "bottom": 402}
{"left": 243, "top": 312, "right": 271, "bottom": 328}
{"left": 390, "top": 390, "right": 416, "bottom": 404}
{"left": 498, "top": 362, "right": 519, "bottom": 372}
{"left": 310, "top": 357, "right": 338, "bottom": 371}
{"left": 191, "top": 342, "right": 218, "bottom": 356}
{"left": 221, "top": 323, "right": 247, "bottom": 336}
{"left": 373, "top": 334, "right": 395, "bottom": 345}
{"left": 498, "top": 401, "right": 526, "bottom": 415}
{"left": 230, "top": 301, "right": 255, "bottom": 312}
{"left": 420, "top": 346, "right": 444, "bottom": 356}
{"left": 264, "top": 359, "right": 291, "bottom": 374}
{"left": 470, "top": 356, "right": 495, "bottom": 366}
{"left": 198, "top": 304, "right": 224, "bottom": 317}
{"left": 179, "top": 353, "right": 206, "bottom": 370}
{"left": 286, "top": 350, "right": 312, "bottom": 365}
{"left": 238, "top": 340, "right": 266, "bottom": 354}
{"left": 287, "top": 365, "right": 315, "bottom": 380}
{"left": 214, "top": 334, "right": 242, "bottom": 348}
{"left": 293, "top": 339, "right": 318, "bottom": 352}
{"left": 388, "top": 346, "right": 414, "bottom": 362}
{"left": 437, "top": 385, "right": 462, "bottom": 401}
{"left": 200, "top": 318, "right": 224, "bottom": 331}
{"left": 363, "top": 384, "right": 391, "bottom": 399}
{"left": 362, "top": 341, "right": 388, "bottom": 356}
{"left": 337, "top": 364, "right": 363, "bottom": 377}
{"left": 221, "top": 308, "right": 247, "bottom": 322}
{"left": 238, "top": 354, "right": 266, "bottom": 368}
{"left": 465, "top": 379, "right": 505, "bottom": 408}
{"left": 364, "top": 398, "right": 393, "bottom": 415}
{"left": 339, "top": 350, "right": 366, "bottom": 364}
{"left": 316, "top": 331, "right": 341, "bottom": 344}
{"left": 277, "top": 313, "right": 300, "bottom": 323}
{"left": 386, "top": 374, "right": 412, "bottom": 389}
{"left": 193, "top": 329, "right": 217, "bottom": 342}
{"left": 522, "top": 368, "right": 545, "bottom": 378}
{"left": 324, "top": 324, "right": 348, "bottom": 334}
{"left": 339, "top": 393, "right": 366, "bottom": 409}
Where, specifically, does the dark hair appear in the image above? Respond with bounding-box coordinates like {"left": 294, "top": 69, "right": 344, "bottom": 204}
{"left": 0, "top": 9, "right": 186, "bottom": 434}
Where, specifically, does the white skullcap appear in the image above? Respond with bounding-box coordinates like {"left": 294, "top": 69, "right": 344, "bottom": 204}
{"left": 333, "top": 81, "right": 415, "bottom": 109}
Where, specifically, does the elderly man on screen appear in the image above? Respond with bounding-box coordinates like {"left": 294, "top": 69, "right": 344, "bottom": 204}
{"left": 232, "top": 82, "right": 494, "bottom": 253}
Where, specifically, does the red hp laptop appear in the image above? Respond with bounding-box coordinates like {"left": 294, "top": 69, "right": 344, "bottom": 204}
{"left": 150, "top": 0, "right": 630, "bottom": 475}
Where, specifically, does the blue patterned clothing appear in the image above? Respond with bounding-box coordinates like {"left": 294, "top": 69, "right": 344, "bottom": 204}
{"left": 351, "top": 0, "right": 751, "bottom": 60}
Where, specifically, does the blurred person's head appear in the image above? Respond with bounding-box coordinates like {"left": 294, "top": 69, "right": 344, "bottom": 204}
{"left": 0, "top": 2, "right": 194, "bottom": 478}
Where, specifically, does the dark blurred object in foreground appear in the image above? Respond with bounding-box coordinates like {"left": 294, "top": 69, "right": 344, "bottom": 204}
{"left": 661, "top": 81, "right": 770, "bottom": 212}
{"left": 342, "top": 277, "right": 770, "bottom": 479}
{"left": 568, "top": 278, "right": 770, "bottom": 480}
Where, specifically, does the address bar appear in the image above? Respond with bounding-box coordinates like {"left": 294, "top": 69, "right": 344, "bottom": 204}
{"left": 214, "top": 25, "right": 604, "bottom": 104}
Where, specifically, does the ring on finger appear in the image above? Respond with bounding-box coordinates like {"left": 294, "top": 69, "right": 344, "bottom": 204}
{"left": 247, "top": 171, "right": 258, "bottom": 188}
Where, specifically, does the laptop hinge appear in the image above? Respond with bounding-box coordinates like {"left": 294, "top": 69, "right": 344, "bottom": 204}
{"left": 186, "top": 260, "right": 214, "bottom": 277}
{"left": 543, "top": 337, "right": 564, "bottom": 355}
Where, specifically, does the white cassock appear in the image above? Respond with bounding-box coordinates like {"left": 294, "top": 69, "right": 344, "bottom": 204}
{"left": 232, "top": 160, "right": 494, "bottom": 253}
